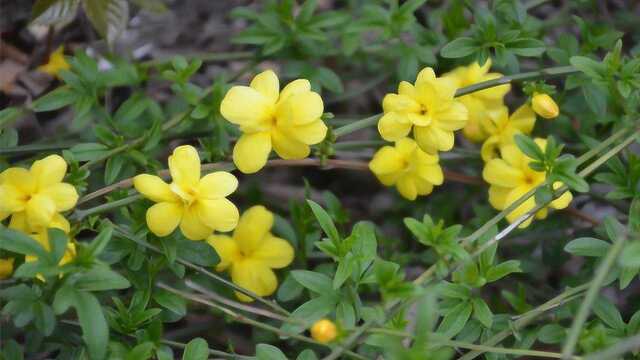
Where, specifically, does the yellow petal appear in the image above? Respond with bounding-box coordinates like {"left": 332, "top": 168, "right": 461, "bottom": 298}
{"left": 31, "top": 155, "right": 67, "bottom": 190}
{"left": 417, "top": 164, "right": 443, "bottom": 185}
{"left": 369, "top": 146, "right": 404, "bottom": 176}
{"left": 232, "top": 260, "right": 278, "bottom": 301}
{"left": 395, "top": 137, "right": 418, "bottom": 158}
{"left": 504, "top": 185, "right": 537, "bottom": 225}
{"left": 285, "top": 119, "right": 328, "bottom": 145}
{"left": 382, "top": 93, "right": 420, "bottom": 114}
{"left": 39, "top": 183, "right": 78, "bottom": 212}
{"left": 146, "top": 202, "right": 183, "bottom": 237}
{"left": 279, "top": 79, "right": 311, "bottom": 102}
{"left": 271, "top": 129, "right": 310, "bottom": 160}
{"left": 550, "top": 182, "right": 573, "bottom": 209}
{"left": 532, "top": 93, "right": 559, "bottom": 119}
{"left": 206, "top": 234, "right": 240, "bottom": 271}
{"left": 481, "top": 136, "right": 501, "bottom": 162}
{"left": 8, "top": 212, "right": 29, "bottom": 233}
{"left": 220, "top": 86, "right": 273, "bottom": 126}
{"left": 378, "top": 112, "right": 413, "bottom": 141}
{"left": 0, "top": 208, "right": 9, "bottom": 222}
{"left": 0, "top": 184, "right": 27, "bottom": 213}
{"left": 414, "top": 178, "right": 435, "bottom": 196}
{"left": 482, "top": 159, "right": 524, "bottom": 188}
{"left": 416, "top": 77, "right": 456, "bottom": 110}
{"left": 414, "top": 126, "right": 454, "bottom": 154}
{"left": 432, "top": 101, "right": 468, "bottom": 131}
{"left": 488, "top": 186, "right": 510, "bottom": 210}
{"left": 276, "top": 91, "right": 324, "bottom": 126}
{"left": 169, "top": 145, "right": 201, "bottom": 189}
{"left": 397, "top": 81, "right": 417, "bottom": 98}
{"left": 197, "top": 172, "right": 238, "bottom": 199}
{"left": 180, "top": 206, "right": 213, "bottom": 240}
{"left": 233, "top": 132, "right": 272, "bottom": 174}
{"left": 475, "top": 73, "right": 510, "bottom": 101}
{"left": 195, "top": 198, "right": 239, "bottom": 233}
{"left": 376, "top": 173, "right": 402, "bottom": 186}
{"left": 234, "top": 205, "right": 273, "bottom": 255}
{"left": 250, "top": 70, "right": 279, "bottom": 104}
{"left": 252, "top": 235, "right": 294, "bottom": 269}
{"left": 50, "top": 213, "right": 71, "bottom": 233}
{"left": 500, "top": 144, "right": 524, "bottom": 167}
{"left": 415, "top": 67, "right": 436, "bottom": 83}
{"left": 396, "top": 176, "right": 417, "bottom": 200}
{"left": 2, "top": 167, "right": 36, "bottom": 196}
{"left": 25, "top": 194, "right": 56, "bottom": 229}
{"left": 133, "top": 174, "right": 179, "bottom": 203}
{"left": 510, "top": 104, "right": 536, "bottom": 134}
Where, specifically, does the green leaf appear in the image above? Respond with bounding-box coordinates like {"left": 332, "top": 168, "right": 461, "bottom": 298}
{"left": 296, "top": 349, "right": 318, "bottom": 360}
{"left": 32, "top": 87, "right": 78, "bottom": 112}
{"left": 438, "top": 281, "right": 471, "bottom": 300}
{"left": 176, "top": 238, "right": 219, "bottom": 266}
{"left": 582, "top": 83, "right": 607, "bottom": 115}
{"left": 31, "top": 0, "right": 80, "bottom": 25}
{"left": 104, "top": 154, "right": 126, "bottom": 184}
{"left": 337, "top": 300, "right": 356, "bottom": 328}
{"left": 281, "top": 296, "right": 335, "bottom": 335}
{"left": 114, "top": 93, "right": 149, "bottom": 124}
{"left": 604, "top": 216, "right": 625, "bottom": 243}
{"left": 277, "top": 273, "right": 304, "bottom": 302}
{"left": 82, "top": 0, "right": 129, "bottom": 44}
{"left": 570, "top": 56, "right": 606, "bottom": 80}
{"left": 70, "top": 142, "right": 110, "bottom": 161}
{"left": 440, "top": 37, "right": 478, "bottom": 58}
{"left": 437, "top": 301, "right": 472, "bottom": 338}
{"left": 87, "top": 223, "right": 113, "bottom": 258}
{"left": 514, "top": 134, "right": 545, "bottom": 162}
{"left": 485, "top": 260, "right": 522, "bottom": 282}
{"left": 471, "top": 297, "right": 493, "bottom": 328}
{"left": 73, "top": 265, "right": 131, "bottom": 291}
{"left": 593, "top": 296, "right": 625, "bottom": 330}
{"left": 125, "top": 342, "right": 154, "bottom": 360}
{"left": 507, "top": 38, "right": 546, "bottom": 57}
{"left": 564, "top": 237, "right": 611, "bottom": 257}
{"left": 73, "top": 291, "right": 109, "bottom": 360}
{"left": 32, "top": 302, "right": 56, "bottom": 336}
{"left": 256, "top": 344, "right": 287, "bottom": 360}
{"left": 1, "top": 339, "right": 23, "bottom": 360}
{"left": 0, "top": 227, "right": 50, "bottom": 260}
{"left": 317, "top": 67, "right": 344, "bottom": 94}
{"left": 182, "top": 338, "right": 208, "bottom": 360}
{"left": 619, "top": 242, "right": 640, "bottom": 268}
{"left": 154, "top": 289, "right": 187, "bottom": 317}
{"left": 307, "top": 200, "right": 340, "bottom": 244}
{"left": 538, "top": 324, "right": 565, "bottom": 344}
{"left": 291, "top": 270, "right": 333, "bottom": 294}
{"left": 334, "top": 255, "right": 355, "bottom": 289}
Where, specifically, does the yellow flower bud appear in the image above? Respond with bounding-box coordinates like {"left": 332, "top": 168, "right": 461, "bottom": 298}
{"left": 0, "top": 258, "right": 14, "bottom": 279}
{"left": 531, "top": 93, "right": 559, "bottom": 119}
{"left": 310, "top": 319, "right": 337, "bottom": 343}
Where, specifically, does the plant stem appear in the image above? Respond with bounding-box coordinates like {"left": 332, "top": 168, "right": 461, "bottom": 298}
{"left": 561, "top": 227, "right": 629, "bottom": 358}
{"left": 112, "top": 225, "right": 290, "bottom": 316}
{"left": 0, "top": 142, "right": 75, "bottom": 156}
{"left": 158, "top": 283, "right": 368, "bottom": 360}
{"left": 332, "top": 65, "right": 579, "bottom": 138}
{"left": 73, "top": 194, "right": 143, "bottom": 220}
{"left": 583, "top": 333, "right": 640, "bottom": 360}
{"left": 459, "top": 283, "right": 590, "bottom": 360}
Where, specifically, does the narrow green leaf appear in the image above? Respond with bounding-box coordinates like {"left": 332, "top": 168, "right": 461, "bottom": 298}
{"left": 307, "top": 200, "right": 340, "bottom": 244}
{"left": 437, "top": 301, "right": 472, "bottom": 338}
{"left": 441, "top": 37, "right": 478, "bottom": 58}
{"left": 182, "top": 338, "right": 208, "bottom": 360}
{"left": 291, "top": 270, "right": 333, "bottom": 294}
{"left": 471, "top": 297, "right": 493, "bottom": 328}
{"left": 564, "top": 237, "right": 611, "bottom": 257}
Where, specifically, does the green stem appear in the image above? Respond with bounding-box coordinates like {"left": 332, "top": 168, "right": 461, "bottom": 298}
{"left": 561, "top": 227, "right": 629, "bottom": 358}
{"left": 333, "top": 114, "right": 381, "bottom": 138}
{"left": 459, "top": 283, "right": 590, "bottom": 360}
{"left": 583, "top": 333, "right": 640, "bottom": 360}
{"left": 0, "top": 143, "right": 75, "bottom": 156}
{"left": 72, "top": 194, "right": 142, "bottom": 220}
{"left": 113, "top": 225, "right": 290, "bottom": 316}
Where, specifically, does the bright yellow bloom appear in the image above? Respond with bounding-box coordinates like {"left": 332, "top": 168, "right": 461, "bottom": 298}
{"left": 444, "top": 59, "right": 511, "bottom": 142}
{"left": 369, "top": 138, "right": 443, "bottom": 200}
{"left": 26, "top": 232, "right": 77, "bottom": 267}
{"left": 310, "top": 319, "right": 338, "bottom": 343}
{"left": 0, "top": 155, "right": 78, "bottom": 232}
{"left": 0, "top": 258, "right": 14, "bottom": 279}
{"left": 531, "top": 92, "right": 559, "bottom": 119}
{"left": 220, "top": 70, "right": 327, "bottom": 174}
{"left": 207, "top": 206, "right": 294, "bottom": 302}
{"left": 482, "top": 139, "right": 572, "bottom": 228}
{"left": 480, "top": 104, "right": 536, "bottom": 162}
{"left": 378, "top": 67, "right": 468, "bottom": 154}
{"left": 134, "top": 145, "right": 239, "bottom": 240}
{"left": 37, "top": 46, "right": 70, "bottom": 78}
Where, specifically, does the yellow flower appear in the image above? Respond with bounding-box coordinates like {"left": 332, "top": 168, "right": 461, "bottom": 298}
{"left": 531, "top": 92, "right": 559, "bottom": 119}
{"left": 444, "top": 59, "right": 511, "bottom": 142}
{"left": 0, "top": 155, "right": 78, "bottom": 232}
{"left": 0, "top": 258, "right": 14, "bottom": 279}
{"left": 369, "top": 138, "right": 443, "bottom": 200}
{"left": 26, "top": 232, "right": 77, "bottom": 268}
{"left": 482, "top": 139, "right": 573, "bottom": 228}
{"left": 134, "top": 145, "right": 240, "bottom": 241}
{"left": 206, "top": 206, "right": 294, "bottom": 302}
{"left": 220, "top": 70, "right": 327, "bottom": 174}
{"left": 310, "top": 319, "right": 337, "bottom": 343}
{"left": 37, "top": 46, "right": 70, "bottom": 78}
{"left": 378, "top": 67, "right": 468, "bottom": 154}
{"left": 480, "top": 104, "right": 536, "bottom": 162}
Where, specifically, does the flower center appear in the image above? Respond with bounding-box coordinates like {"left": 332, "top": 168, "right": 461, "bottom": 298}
{"left": 170, "top": 183, "right": 197, "bottom": 206}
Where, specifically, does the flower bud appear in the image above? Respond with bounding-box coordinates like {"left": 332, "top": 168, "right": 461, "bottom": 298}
{"left": 531, "top": 93, "right": 559, "bottom": 119}
{"left": 0, "top": 258, "right": 14, "bottom": 279}
{"left": 310, "top": 319, "right": 337, "bottom": 343}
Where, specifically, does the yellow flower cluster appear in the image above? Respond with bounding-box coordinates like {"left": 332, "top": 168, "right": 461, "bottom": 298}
{"left": 0, "top": 155, "right": 79, "bottom": 272}
{"left": 220, "top": 70, "right": 327, "bottom": 174}
{"left": 37, "top": 46, "right": 70, "bottom": 78}
{"left": 483, "top": 139, "right": 572, "bottom": 228}
{"left": 207, "top": 206, "right": 293, "bottom": 301}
